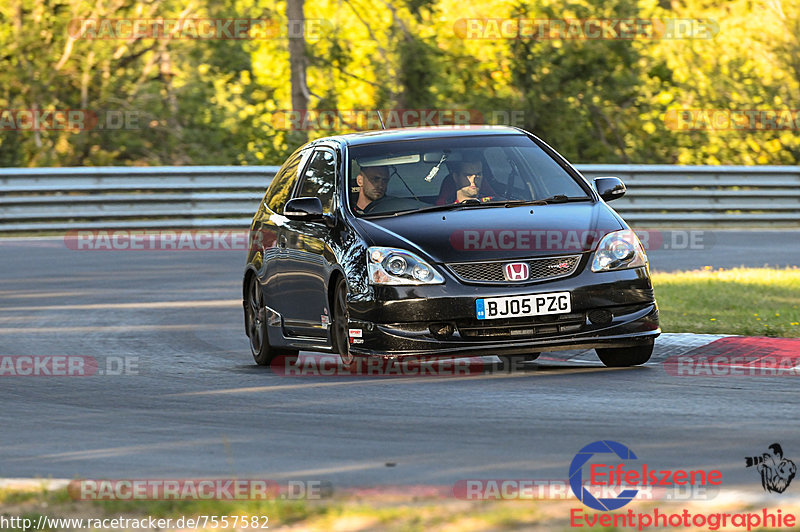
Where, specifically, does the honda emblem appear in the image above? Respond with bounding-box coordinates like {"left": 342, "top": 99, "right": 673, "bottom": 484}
{"left": 504, "top": 262, "right": 529, "bottom": 281}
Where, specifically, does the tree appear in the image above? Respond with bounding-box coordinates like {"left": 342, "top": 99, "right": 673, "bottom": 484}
{"left": 286, "top": 0, "right": 310, "bottom": 143}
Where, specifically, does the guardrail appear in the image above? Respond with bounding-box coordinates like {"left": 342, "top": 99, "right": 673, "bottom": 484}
{"left": 581, "top": 165, "right": 800, "bottom": 227}
{"left": 1, "top": 165, "right": 798, "bottom": 232}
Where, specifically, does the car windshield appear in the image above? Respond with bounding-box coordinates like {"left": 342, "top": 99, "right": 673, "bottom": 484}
{"left": 347, "top": 134, "right": 591, "bottom": 217}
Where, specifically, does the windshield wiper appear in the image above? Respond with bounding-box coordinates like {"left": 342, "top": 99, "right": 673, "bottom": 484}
{"left": 534, "top": 195, "right": 592, "bottom": 204}
{"left": 363, "top": 199, "right": 490, "bottom": 218}
{"left": 362, "top": 195, "right": 592, "bottom": 218}
{"left": 477, "top": 196, "right": 592, "bottom": 208}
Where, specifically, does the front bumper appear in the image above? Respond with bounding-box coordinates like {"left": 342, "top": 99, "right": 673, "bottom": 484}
{"left": 346, "top": 265, "right": 660, "bottom": 358}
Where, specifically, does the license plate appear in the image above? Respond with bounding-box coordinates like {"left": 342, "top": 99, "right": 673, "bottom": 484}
{"left": 476, "top": 292, "right": 571, "bottom": 320}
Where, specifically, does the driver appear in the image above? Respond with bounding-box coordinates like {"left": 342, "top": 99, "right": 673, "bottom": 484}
{"left": 354, "top": 165, "right": 391, "bottom": 214}
{"left": 435, "top": 156, "right": 496, "bottom": 205}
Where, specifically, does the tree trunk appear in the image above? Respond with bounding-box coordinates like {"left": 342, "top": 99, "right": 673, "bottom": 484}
{"left": 287, "top": 0, "right": 310, "bottom": 142}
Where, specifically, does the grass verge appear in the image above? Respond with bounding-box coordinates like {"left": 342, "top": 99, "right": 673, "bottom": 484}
{"left": 651, "top": 267, "right": 800, "bottom": 337}
{"left": 2, "top": 485, "right": 800, "bottom": 531}
{"left": 0, "top": 486, "right": 554, "bottom": 531}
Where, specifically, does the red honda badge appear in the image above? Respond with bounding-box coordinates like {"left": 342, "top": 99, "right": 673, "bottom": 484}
{"left": 504, "top": 262, "right": 529, "bottom": 281}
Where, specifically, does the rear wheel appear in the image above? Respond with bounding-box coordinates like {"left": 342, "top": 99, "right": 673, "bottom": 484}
{"left": 246, "top": 275, "right": 297, "bottom": 365}
{"left": 595, "top": 342, "right": 653, "bottom": 367}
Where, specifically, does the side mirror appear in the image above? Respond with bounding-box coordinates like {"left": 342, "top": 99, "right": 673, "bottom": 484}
{"left": 594, "top": 177, "right": 626, "bottom": 202}
{"left": 284, "top": 197, "right": 324, "bottom": 221}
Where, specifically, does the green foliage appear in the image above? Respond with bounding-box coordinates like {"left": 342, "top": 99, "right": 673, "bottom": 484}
{"left": 652, "top": 267, "right": 800, "bottom": 337}
{"left": 397, "top": 35, "right": 440, "bottom": 108}
{"left": 1, "top": 0, "right": 798, "bottom": 166}
{"left": 508, "top": 0, "right": 649, "bottom": 162}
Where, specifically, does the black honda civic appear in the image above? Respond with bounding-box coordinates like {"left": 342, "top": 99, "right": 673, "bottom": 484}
{"left": 243, "top": 126, "right": 659, "bottom": 368}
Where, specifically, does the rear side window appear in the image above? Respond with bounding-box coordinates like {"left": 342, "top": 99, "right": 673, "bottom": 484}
{"left": 295, "top": 149, "right": 336, "bottom": 214}
{"left": 266, "top": 149, "right": 306, "bottom": 214}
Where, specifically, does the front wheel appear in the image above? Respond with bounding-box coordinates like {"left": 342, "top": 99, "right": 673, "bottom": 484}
{"left": 332, "top": 277, "right": 356, "bottom": 369}
{"left": 595, "top": 342, "right": 653, "bottom": 367}
{"left": 246, "top": 275, "right": 297, "bottom": 365}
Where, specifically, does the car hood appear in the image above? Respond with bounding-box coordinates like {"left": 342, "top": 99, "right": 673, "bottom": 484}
{"left": 352, "top": 202, "right": 625, "bottom": 263}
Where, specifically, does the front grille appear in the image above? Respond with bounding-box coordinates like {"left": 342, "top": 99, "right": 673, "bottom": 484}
{"left": 587, "top": 309, "right": 613, "bottom": 325}
{"left": 447, "top": 255, "right": 581, "bottom": 284}
{"left": 457, "top": 312, "right": 586, "bottom": 339}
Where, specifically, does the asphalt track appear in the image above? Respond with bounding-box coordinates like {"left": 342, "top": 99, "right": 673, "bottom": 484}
{"left": 0, "top": 231, "right": 798, "bottom": 496}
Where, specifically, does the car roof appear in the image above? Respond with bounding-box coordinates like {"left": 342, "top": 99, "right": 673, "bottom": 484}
{"left": 317, "top": 125, "right": 526, "bottom": 147}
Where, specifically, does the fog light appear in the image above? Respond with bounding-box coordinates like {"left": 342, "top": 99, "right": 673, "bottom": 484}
{"left": 429, "top": 323, "right": 454, "bottom": 339}
{"left": 588, "top": 309, "right": 613, "bottom": 325}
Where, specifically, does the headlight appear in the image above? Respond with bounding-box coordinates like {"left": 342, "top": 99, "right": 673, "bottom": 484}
{"left": 367, "top": 246, "right": 444, "bottom": 285}
{"left": 591, "top": 230, "right": 647, "bottom": 272}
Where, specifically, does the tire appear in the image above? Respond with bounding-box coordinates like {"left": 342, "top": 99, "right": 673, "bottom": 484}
{"left": 245, "top": 275, "right": 297, "bottom": 365}
{"left": 595, "top": 342, "right": 653, "bottom": 367}
{"left": 332, "top": 277, "right": 356, "bottom": 369}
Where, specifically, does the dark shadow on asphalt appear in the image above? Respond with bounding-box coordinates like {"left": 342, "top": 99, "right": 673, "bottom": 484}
{"left": 241, "top": 354, "right": 646, "bottom": 379}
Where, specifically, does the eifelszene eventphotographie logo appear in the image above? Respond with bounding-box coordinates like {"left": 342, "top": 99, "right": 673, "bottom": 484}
{"left": 569, "top": 440, "right": 722, "bottom": 511}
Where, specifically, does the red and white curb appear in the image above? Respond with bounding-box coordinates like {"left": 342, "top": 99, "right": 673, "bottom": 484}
{"left": 541, "top": 333, "right": 729, "bottom": 365}
{"left": 540, "top": 333, "right": 800, "bottom": 376}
